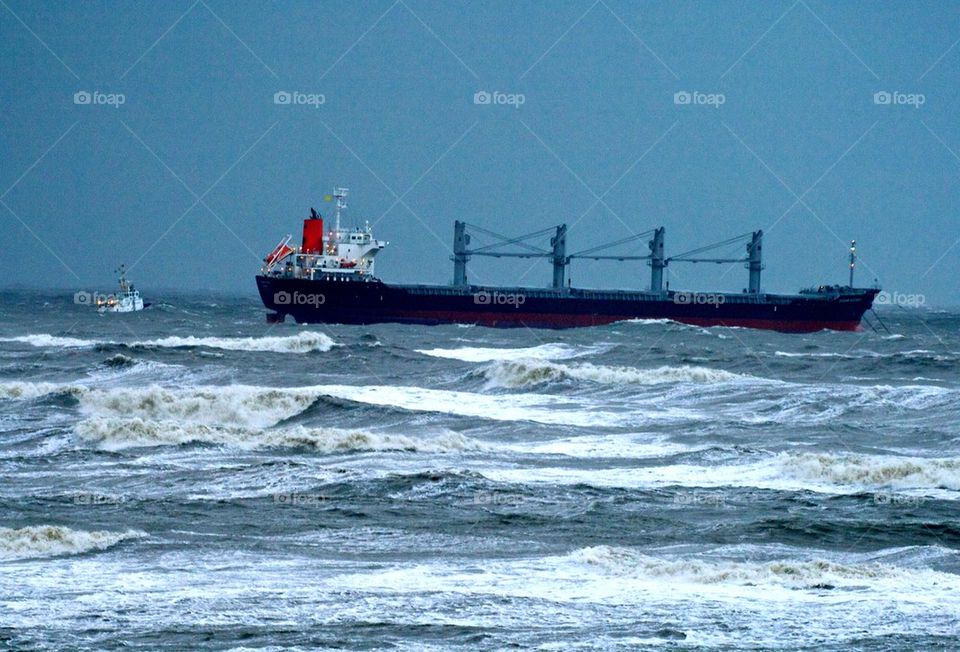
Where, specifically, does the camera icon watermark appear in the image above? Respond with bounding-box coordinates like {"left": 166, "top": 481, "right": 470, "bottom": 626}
{"left": 74, "top": 290, "right": 118, "bottom": 306}
{"left": 673, "top": 291, "right": 725, "bottom": 306}
{"left": 874, "top": 290, "right": 925, "bottom": 308}
{"left": 673, "top": 491, "right": 726, "bottom": 507}
{"left": 473, "top": 90, "right": 525, "bottom": 108}
{"left": 274, "top": 90, "right": 325, "bottom": 108}
{"left": 472, "top": 491, "right": 524, "bottom": 507}
{"left": 873, "top": 493, "right": 925, "bottom": 507}
{"left": 272, "top": 492, "right": 331, "bottom": 506}
{"left": 274, "top": 291, "right": 325, "bottom": 306}
{"left": 873, "top": 90, "right": 924, "bottom": 108}
{"left": 74, "top": 90, "right": 125, "bottom": 108}
{"left": 674, "top": 90, "right": 725, "bottom": 108}
{"left": 73, "top": 493, "right": 127, "bottom": 506}
{"left": 474, "top": 290, "right": 525, "bottom": 307}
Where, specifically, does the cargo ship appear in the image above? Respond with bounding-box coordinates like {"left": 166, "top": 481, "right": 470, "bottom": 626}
{"left": 256, "top": 188, "right": 879, "bottom": 332}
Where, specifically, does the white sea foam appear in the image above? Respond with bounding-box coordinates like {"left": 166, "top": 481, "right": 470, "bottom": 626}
{"left": 0, "top": 525, "right": 144, "bottom": 560}
{"left": 313, "top": 384, "right": 628, "bottom": 427}
{"left": 567, "top": 545, "right": 952, "bottom": 590}
{"left": 482, "top": 360, "right": 746, "bottom": 389}
{"left": 0, "top": 381, "right": 67, "bottom": 400}
{"left": 0, "top": 334, "right": 93, "bottom": 348}
{"left": 0, "top": 331, "right": 336, "bottom": 353}
{"left": 75, "top": 417, "right": 480, "bottom": 453}
{"left": 774, "top": 348, "right": 952, "bottom": 361}
{"left": 622, "top": 318, "right": 677, "bottom": 325}
{"left": 78, "top": 384, "right": 322, "bottom": 428}
{"left": 513, "top": 434, "right": 697, "bottom": 459}
{"left": 416, "top": 343, "right": 586, "bottom": 363}
{"left": 135, "top": 331, "right": 336, "bottom": 353}
{"left": 334, "top": 544, "right": 960, "bottom": 607}
{"left": 486, "top": 451, "right": 960, "bottom": 495}
{"left": 775, "top": 452, "right": 960, "bottom": 491}
{"left": 8, "top": 379, "right": 633, "bottom": 428}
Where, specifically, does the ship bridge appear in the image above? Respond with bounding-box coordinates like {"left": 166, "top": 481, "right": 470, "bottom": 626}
{"left": 261, "top": 187, "right": 388, "bottom": 281}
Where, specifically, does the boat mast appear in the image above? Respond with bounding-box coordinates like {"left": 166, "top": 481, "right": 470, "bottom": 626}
{"left": 848, "top": 240, "right": 856, "bottom": 287}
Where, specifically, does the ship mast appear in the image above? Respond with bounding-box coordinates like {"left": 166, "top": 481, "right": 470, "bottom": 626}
{"left": 848, "top": 240, "right": 856, "bottom": 287}
{"left": 334, "top": 187, "right": 348, "bottom": 234}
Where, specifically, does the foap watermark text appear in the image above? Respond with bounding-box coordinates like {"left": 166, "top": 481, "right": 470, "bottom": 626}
{"left": 873, "top": 90, "right": 925, "bottom": 108}
{"left": 474, "top": 291, "right": 525, "bottom": 307}
{"left": 474, "top": 90, "right": 525, "bottom": 108}
{"left": 673, "top": 291, "right": 725, "bottom": 306}
{"left": 274, "top": 90, "right": 325, "bottom": 108}
{"left": 74, "top": 90, "right": 125, "bottom": 107}
{"left": 274, "top": 291, "right": 325, "bottom": 306}
{"left": 875, "top": 291, "right": 925, "bottom": 308}
{"left": 674, "top": 90, "right": 725, "bottom": 108}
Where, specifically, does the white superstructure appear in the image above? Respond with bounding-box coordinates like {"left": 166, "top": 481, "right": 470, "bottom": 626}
{"left": 262, "top": 188, "right": 388, "bottom": 280}
{"left": 96, "top": 265, "right": 145, "bottom": 313}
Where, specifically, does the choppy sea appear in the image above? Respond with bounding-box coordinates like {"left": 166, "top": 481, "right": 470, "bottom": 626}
{"left": 1, "top": 290, "right": 958, "bottom": 651}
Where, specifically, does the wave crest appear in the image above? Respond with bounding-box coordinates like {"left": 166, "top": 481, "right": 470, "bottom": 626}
{"left": 482, "top": 360, "right": 745, "bottom": 388}
{"left": 778, "top": 453, "right": 960, "bottom": 490}
{"left": 0, "top": 334, "right": 91, "bottom": 348}
{"left": 78, "top": 384, "right": 322, "bottom": 428}
{"left": 0, "top": 381, "right": 66, "bottom": 401}
{"left": 135, "top": 331, "right": 336, "bottom": 353}
{"left": 569, "top": 546, "right": 937, "bottom": 589}
{"left": 75, "top": 416, "right": 478, "bottom": 453}
{"left": 0, "top": 526, "right": 144, "bottom": 560}
{"left": 416, "top": 343, "right": 583, "bottom": 363}
{"left": 0, "top": 331, "right": 336, "bottom": 353}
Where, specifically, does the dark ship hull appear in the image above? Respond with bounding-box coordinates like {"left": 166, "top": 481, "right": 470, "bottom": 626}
{"left": 256, "top": 275, "right": 879, "bottom": 332}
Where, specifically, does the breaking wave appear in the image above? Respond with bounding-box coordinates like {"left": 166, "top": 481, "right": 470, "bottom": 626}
{"left": 77, "top": 384, "right": 323, "bottom": 428}
{"left": 75, "top": 417, "right": 479, "bottom": 453}
{"left": 0, "top": 331, "right": 336, "bottom": 353}
{"left": 481, "top": 360, "right": 747, "bottom": 388}
{"left": 0, "top": 525, "right": 144, "bottom": 560}
{"left": 568, "top": 545, "right": 950, "bottom": 590}
{"left": 0, "top": 381, "right": 66, "bottom": 401}
{"left": 133, "top": 331, "right": 336, "bottom": 353}
{"left": 416, "top": 343, "right": 588, "bottom": 363}
{"left": 774, "top": 349, "right": 958, "bottom": 363}
{"left": 0, "top": 334, "right": 92, "bottom": 348}
{"left": 776, "top": 452, "right": 960, "bottom": 491}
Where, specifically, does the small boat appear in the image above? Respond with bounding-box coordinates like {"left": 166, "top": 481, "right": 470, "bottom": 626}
{"left": 96, "top": 265, "right": 145, "bottom": 313}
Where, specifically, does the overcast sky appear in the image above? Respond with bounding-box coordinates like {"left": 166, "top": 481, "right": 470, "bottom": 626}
{"left": 2, "top": 0, "right": 958, "bottom": 305}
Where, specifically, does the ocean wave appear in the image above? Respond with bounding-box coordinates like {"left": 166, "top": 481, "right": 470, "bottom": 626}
{"left": 0, "top": 331, "right": 336, "bottom": 353}
{"left": 102, "top": 353, "right": 138, "bottom": 368}
{"left": 777, "top": 452, "right": 960, "bottom": 491}
{"left": 514, "top": 435, "right": 697, "bottom": 459}
{"left": 0, "top": 334, "right": 92, "bottom": 348}
{"left": 0, "top": 525, "right": 144, "bottom": 560}
{"left": 622, "top": 318, "right": 678, "bottom": 325}
{"left": 74, "top": 417, "right": 479, "bottom": 453}
{"left": 487, "top": 450, "right": 960, "bottom": 495}
{"left": 481, "top": 360, "right": 747, "bottom": 389}
{"left": 77, "top": 384, "right": 322, "bottom": 428}
{"left": 774, "top": 349, "right": 957, "bottom": 362}
{"left": 312, "top": 384, "right": 628, "bottom": 427}
{"left": 133, "top": 331, "right": 336, "bottom": 353}
{"left": 416, "top": 343, "right": 587, "bottom": 363}
{"left": 0, "top": 381, "right": 67, "bottom": 400}
{"left": 568, "top": 545, "right": 948, "bottom": 590}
